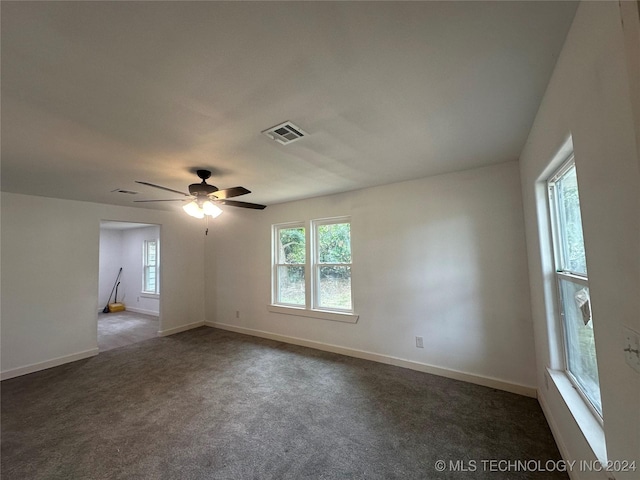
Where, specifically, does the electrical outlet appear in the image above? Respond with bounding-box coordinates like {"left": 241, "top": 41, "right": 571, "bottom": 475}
{"left": 415, "top": 336, "right": 424, "bottom": 348}
{"left": 235, "top": 310, "right": 240, "bottom": 319}
{"left": 623, "top": 327, "right": 640, "bottom": 373}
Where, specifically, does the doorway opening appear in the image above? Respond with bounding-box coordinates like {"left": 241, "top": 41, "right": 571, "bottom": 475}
{"left": 98, "top": 221, "right": 161, "bottom": 351}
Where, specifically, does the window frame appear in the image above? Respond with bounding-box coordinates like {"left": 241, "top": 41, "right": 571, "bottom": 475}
{"left": 272, "top": 222, "right": 307, "bottom": 308}
{"left": 547, "top": 155, "right": 602, "bottom": 420}
{"left": 271, "top": 217, "right": 358, "bottom": 323}
{"left": 142, "top": 239, "right": 160, "bottom": 295}
{"left": 311, "top": 217, "right": 353, "bottom": 313}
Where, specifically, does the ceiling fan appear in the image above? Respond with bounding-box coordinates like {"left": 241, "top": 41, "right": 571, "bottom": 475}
{"left": 134, "top": 169, "right": 266, "bottom": 218}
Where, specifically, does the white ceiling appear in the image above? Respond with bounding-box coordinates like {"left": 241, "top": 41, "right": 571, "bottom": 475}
{"left": 1, "top": 1, "right": 577, "bottom": 211}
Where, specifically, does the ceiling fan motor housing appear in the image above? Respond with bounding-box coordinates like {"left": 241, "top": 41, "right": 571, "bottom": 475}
{"left": 189, "top": 182, "right": 218, "bottom": 196}
{"left": 189, "top": 169, "right": 218, "bottom": 196}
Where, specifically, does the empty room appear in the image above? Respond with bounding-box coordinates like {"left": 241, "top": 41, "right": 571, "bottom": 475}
{"left": 1, "top": 1, "right": 638, "bottom": 479}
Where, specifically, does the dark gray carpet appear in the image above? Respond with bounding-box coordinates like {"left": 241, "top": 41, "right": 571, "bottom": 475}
{"left": 1, "top": 327, "right": 567, "bottom": 479}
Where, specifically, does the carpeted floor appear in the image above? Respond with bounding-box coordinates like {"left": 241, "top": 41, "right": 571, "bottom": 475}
{"left": 1, "top": 327, "right": 567, "bottom": 479}
{"left": 98, "top": 311, "right": 159, "bottom": 351}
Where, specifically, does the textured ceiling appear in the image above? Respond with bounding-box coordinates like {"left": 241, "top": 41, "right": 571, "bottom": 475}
{"left": 1, "top": 1, "right": 577, "bottom": 211}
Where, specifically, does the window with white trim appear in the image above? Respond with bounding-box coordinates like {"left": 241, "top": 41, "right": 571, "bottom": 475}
{"left": 548, "top": 156, "right": 601, "bottom": 416}
{"left": 313, "top": 219, "right": 352, "bottom": 311}
{"left": 143, "top": 239, "right": 159, "bottom": 295}
{"left": 274, "top": 223, "right": 306, "bottom": 307}
{"left": 272, "top": 217, "right": 353, "bottom": 314}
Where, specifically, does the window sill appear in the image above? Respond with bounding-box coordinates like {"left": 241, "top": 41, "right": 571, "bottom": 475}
{"left": 268, "top": 305, "right": 359, "bottom": 324}
{"left": 140, "top": 293, "right": 160, "bottom": 299}
{"left": 547, "top": 368, "right": 607, "bottom": 463}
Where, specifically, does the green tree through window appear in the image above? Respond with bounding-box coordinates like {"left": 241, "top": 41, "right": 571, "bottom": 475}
{"left": 276, "top": 226, "right": 305, "bottom": 305}
{"left": 273, "top": 219, "right": 353, "bottom": 312}
{"left": 316, "top": 222, "right": 352, "bottom": 310}
{"left": 549, "top": 157, "right": 600, "bottom": 415}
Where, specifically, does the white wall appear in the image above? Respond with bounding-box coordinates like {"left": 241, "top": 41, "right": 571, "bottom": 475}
{"left": 1, "top": 193, "right": 206, "bottom": 378}
{"left": 98, "top": 228, "right": 123, "bottom": 308}
{"left": 205, "top": 161, "right": 536, "bottom": 393}
{"left": 519, "top": 2, "right": 640, "bottom": 478}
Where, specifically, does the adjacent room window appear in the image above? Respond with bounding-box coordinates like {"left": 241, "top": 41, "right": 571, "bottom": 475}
{"left": 272, "top": 217, "right": 353, "bottom": 313}
{"left": 143, "top": 239, "right": 159, "bottom": 295}
{"left": 548, "top": 156, "right": 601, "bottom": 415}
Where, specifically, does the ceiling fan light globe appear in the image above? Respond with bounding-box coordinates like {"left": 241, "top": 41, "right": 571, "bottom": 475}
{"left": 202, "top": 200, "right": 223, "bottom": 218}
{"left": 183, "top": 201, "right": 204, "bottom": 218}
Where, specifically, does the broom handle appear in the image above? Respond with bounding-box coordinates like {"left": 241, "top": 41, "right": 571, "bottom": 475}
{"left": 107, "top": 268, "right": 122, "bottom": 304}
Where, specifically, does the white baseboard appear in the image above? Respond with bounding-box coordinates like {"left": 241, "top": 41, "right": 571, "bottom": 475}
{"left": 124, "top": 306, "right": 159, "bottom": 316}
{"left": 1, "top": 348, "right": 99, "bottom": 381}
{"left": 206, "top": 321, "right": 537, "bottom": 398}
{"left": 158, "top": 321, "right": 205, "bottom": 337}
{"left": 97, "top": 307, "right": 159, "bottom": 316}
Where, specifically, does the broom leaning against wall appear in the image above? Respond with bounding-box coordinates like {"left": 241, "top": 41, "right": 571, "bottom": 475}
{"left": 102, "top": 267, "right": 125, "bottom": 313}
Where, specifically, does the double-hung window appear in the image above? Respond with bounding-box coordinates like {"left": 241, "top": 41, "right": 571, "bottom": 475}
{"left": 143, "top": 239, "right": 159, "bottom": 295}
{"left": 313, "top": 219, "right": 352, "bottom": 311}
{"left": 274, "top": 224, "right": 306, "bottom": 307}
{"left": 272, "top": 217, "right": 354, "bottom": 316}
{"left": 548, "top": 156, "right": 601, "bottom": 416}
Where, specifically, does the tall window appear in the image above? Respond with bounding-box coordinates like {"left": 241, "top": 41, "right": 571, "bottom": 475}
{"left": 143, "top": 239, "right": 159, "bottom": 295}
{"left": 548, "top": 157, "right": 601, "bottom": 415}
{"left": 274, "top": 224, "right": 306, "bottom": 306}
{"left": 314, "top": 220, "right": 352, "bottom": 311}
{"left": 273, "top": 217, "right": 353, "bottom": 313}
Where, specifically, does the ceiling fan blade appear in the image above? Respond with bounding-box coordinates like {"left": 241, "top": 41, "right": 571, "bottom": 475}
{"left": 134, "top": 199, "right": 186, "bottom": 203}
{"left": 135, "top": 181, "right": 189, "bottom": 196}
{"left": 212, "top": 186, "right": 251, "bottom": 199}
{"left": 216, "top": 199, "right": 267, "bottom": 210}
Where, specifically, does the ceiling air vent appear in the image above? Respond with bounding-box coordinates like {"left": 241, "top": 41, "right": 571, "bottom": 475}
{"left": 262, "top": 121, "right": 307, "bottom": 145}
